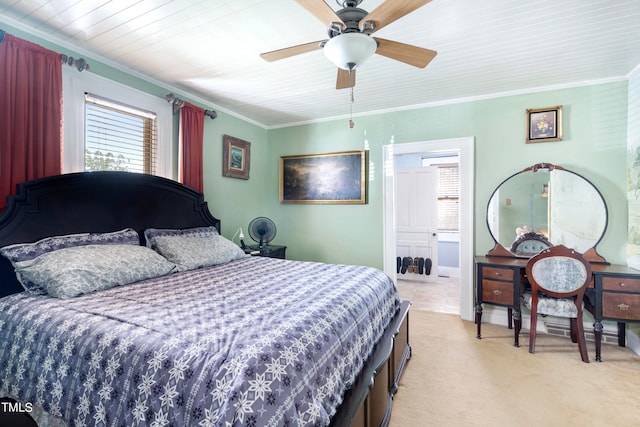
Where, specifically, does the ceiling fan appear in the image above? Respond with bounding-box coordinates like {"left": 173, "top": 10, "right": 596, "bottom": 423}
{"left": 260, "top": 0, "right": 437, "bottom": 90}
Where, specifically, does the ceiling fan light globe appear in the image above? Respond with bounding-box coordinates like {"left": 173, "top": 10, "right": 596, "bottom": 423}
{"left": 323, "top": 33, "right": 377, "bottom": 70}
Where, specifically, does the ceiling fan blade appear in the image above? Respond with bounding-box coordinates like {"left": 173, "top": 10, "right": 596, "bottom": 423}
{"left": 361, "top": 0, "right": 432, "bottom": 33}
{"left": 260, "top": 40, "right": 326, "bottom": 62}
{"left": 336, "top": 68, "right": 356, "bottom": 90}
{"left": 374, "top": 38, "right": 437, "bottom": 68}
{"left": 295, "top": 0, "right": 345, "bottom": 26}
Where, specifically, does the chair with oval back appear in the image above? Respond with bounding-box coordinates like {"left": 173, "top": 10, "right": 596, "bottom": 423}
{"left": 510, "top": 231, "right": 553, "bottom": 257}
{"left": 522, "top": 245, "right": 592, "bottom": 363}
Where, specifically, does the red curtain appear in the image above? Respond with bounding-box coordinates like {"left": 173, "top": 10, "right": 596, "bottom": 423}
{"left": 0, "top": 32, "right": 62, "bottom": 210}
{"left": 179, "top": 102, "right": 205, "bottom": 193}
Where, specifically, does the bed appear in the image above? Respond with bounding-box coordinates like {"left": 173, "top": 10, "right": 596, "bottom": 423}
{"left": 0, "top": 171, "right": 411, "bottom": 427}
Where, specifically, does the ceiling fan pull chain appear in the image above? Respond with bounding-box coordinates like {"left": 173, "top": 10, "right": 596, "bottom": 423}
{"left": 349, "top": 85, "right": 355, "bottom": 128}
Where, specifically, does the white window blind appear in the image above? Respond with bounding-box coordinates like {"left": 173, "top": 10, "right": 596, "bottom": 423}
{"left": 438, "top": 164, "right": 459, "bottom": 231}
{"left": 84, "top": 93, "right": 157, "bottom": 174}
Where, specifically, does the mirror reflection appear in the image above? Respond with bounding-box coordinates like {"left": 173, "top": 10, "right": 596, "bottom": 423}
{"left": 487, "top": 164, "right": 607, "bottom": 256}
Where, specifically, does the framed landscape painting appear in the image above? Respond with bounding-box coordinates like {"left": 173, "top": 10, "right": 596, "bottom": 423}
{"left": 223, "top": 135, "right": 250, "bottom": 180}
{"left": 280, "top": 150, "right": 366, "bottom": 204}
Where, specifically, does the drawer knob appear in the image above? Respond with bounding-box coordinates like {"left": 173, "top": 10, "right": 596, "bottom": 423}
{"left": 495, "top": 272, "right": 501, "bottom": 277}
{"left": 493, "top": 290, "right": 503, "bottom": 296}
{"left": 619, "top": 282, "right": 626, "bottom": 287}
{"left": 618, "top": 303, "right": 630, "bottom": 311}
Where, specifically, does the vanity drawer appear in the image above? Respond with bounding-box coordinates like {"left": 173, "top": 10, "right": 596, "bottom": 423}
{"left": 602, "top": 276, "right": 640, "bottom": 293}
{"left": 601, "top": 293, "right": 640, "bottom": 320}
{"left": 481, "top": 266, "right": 514, "bottom": 282}
{"left": 481, "top": 280, "right": 514, "bottom": 305}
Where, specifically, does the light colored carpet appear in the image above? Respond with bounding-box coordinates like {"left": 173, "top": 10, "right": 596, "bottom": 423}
{"left": 389, "top": 309, "right": 640, "bottom": 427}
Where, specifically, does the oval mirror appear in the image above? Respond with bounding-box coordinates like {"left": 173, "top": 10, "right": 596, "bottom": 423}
{"left": 486, "top": 163, "right": 608, "bottom": 261}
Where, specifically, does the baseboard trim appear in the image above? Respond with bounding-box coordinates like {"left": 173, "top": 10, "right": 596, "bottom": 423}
{"left": 438, "top": 266, "right": 459, "bottom": 278}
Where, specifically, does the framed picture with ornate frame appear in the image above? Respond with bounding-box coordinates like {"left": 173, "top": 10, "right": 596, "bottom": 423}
{"left": 526, "top": 105, "right": 563, "bottom": 143}
{"left": 222, "top": 135, "right": 250, "bottom": 180}
{"left": 280, "top": 150, "right": 366, "bottom": 204}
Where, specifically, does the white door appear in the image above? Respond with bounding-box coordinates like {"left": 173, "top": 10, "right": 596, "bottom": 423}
{"left": 395, "top": 167, "right": 439, "bottom": 281}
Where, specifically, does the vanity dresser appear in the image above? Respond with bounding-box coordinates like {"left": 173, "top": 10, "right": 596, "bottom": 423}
{"left": 475, "top": 162, "right": 640, "bottom": 361}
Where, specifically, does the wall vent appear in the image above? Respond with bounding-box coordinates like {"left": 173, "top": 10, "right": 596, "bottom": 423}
{"left": 545, "top": 321, "right": 620, "bottom": 345}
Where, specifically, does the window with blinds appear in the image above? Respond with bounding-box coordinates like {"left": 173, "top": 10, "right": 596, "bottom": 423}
{"left": 84, "top": 93, "right": 157, "bottom": 174}
{"left": 437, "top": 164, "right": 460, "bottom": 231}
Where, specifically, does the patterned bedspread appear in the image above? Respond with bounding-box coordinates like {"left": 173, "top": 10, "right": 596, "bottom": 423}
{"left": 0, "top": 257, "right": 400, "bottom": 427}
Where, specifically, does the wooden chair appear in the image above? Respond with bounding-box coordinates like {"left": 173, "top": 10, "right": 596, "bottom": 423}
{"left": 510, "top": 231, "right": 552, "bottom": 256}
{"left": 522, "top": 245, "right": 592, "bottom": 363}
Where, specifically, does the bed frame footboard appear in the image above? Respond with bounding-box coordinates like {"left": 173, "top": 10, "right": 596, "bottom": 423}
{"left": 331, "top": 300, "right": 411, "bottom": 427}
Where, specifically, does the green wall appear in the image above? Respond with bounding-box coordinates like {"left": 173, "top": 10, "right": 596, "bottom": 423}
{"left": 200, "top": 113, "right": 269, "bottom": 238}
{"left": 267, "top": 83, "right": 629, "bottom": 266}
{"left": 264, "top": 121, "right": 382, "bottom": 266}
{"left": 2, "top": 22, "right": 630, "bottom": 266}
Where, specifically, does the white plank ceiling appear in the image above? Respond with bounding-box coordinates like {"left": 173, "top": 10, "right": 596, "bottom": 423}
{"left": 1, "top": 0, "right": 640, "bottom": 128}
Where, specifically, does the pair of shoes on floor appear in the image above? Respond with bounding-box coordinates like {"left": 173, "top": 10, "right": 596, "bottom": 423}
{"left": 399, "top": 257, "right": 416, "bottom": 274}
{"left": 415, "top": 257, "right": 430, "bottom": 274}
{"left": 400, "top": 257, "right": 411, "bottom": 274}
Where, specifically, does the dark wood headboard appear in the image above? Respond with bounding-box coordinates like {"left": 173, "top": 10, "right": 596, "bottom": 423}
{"left": 0, "top": 172, "right": 220, "bottom": 297}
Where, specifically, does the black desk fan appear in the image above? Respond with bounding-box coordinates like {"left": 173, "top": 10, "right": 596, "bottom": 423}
{"left": 248, "top": 217, "right": 276, "bottom": 248}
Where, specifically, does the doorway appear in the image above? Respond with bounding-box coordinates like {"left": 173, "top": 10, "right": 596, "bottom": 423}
{"left": 383, "top": 137, "right": 475, "bottom": 321}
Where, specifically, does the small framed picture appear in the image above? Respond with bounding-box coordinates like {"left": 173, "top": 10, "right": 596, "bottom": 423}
{"left": 222, "top": 135, "right": 250, "bottom": 180}
{"left": 526, "top": 106, "right": 563, "bottom": 143}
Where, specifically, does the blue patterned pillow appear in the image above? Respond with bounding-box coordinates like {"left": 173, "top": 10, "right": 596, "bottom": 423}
{"left": 0, "top": 228, "right": 140, "bottom": 293}
{"left": 144, "top": 226, "right": 219, "bottom": 252}
{"left": 13, "top": 244, "right": 177, "bottom": 299}
{"left": 152, "top": 234, "right": 247, "bottom": 271}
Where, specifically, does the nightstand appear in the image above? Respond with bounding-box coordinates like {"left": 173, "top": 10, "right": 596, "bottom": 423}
{"left": 247, "top": 244, "right": 286, "bottom": 259}
{"left": 588, "top": 264, "right": 640, "bottom": 361}
{"left": 475, "top": 256, "right": 526, "bottom": 347}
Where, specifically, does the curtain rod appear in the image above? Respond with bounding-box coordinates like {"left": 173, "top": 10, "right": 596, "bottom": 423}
{"left": 60, "top": 54, "right": 89, "bottom": 72}
{"left": 0, "top": 29, "right": 89, "bottom": 72}
{"left": 165, "top": 93, "right": 217, "bottom": 119}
